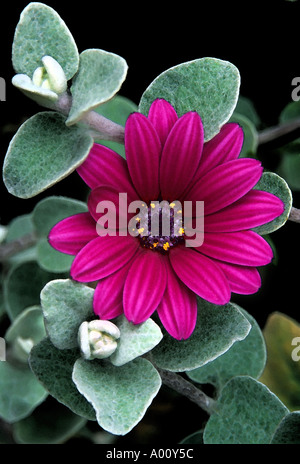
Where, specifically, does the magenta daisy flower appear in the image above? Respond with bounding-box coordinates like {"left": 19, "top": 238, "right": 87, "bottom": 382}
{"left": 49, "top": 99, "right": 284, "bottom": 340}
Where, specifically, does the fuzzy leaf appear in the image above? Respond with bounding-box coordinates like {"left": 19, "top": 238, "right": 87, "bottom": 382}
{"left": 13, "top": 402, "right": 86, "bottom": 444}
{"left": 151, "top": 299, "right": 251, "bottom": 372}
{"left": 29, "top": 338, "right": 96, "bottom": 421}
{"left": 40, "top": 279, "right": 94, "bottom": 350}
{"left": 253, "top": 172, "right": 293, "bottom": 235}
{"left": 12, "top": 2, "right": 79, "bottom": 80}
{"left": 271, "top": 411, "right": 300, "bottom": 444}
{"left": 67, "top": 49, "right": 128, "bottom": 125}
{"left": 32, "top": 196, "right": 88, "bottom": 272}
{"left": 0, "top": 362, "right": 47, "bottom": 423}
{"left": 187, "top": 308, "right": 266, "bottom": 390}
{"left": 72, "top": 357, "right": 161, "bottom": 435}
{"left": 139, "top": 57, "right": 240, "bottom": 141}
{"left": 3, "top": 261, "right": 61, "bottom": 321}
{"left": 230, "top": 112, "right": 258, "bottom": 157}
{"left": 109, "top": 315, "right": 163, "bottom": 367}
{"left": 3, "top": 112, "right": 93, "bottom": 199}
{"left": 203, "top": 376, "right": 289, "bottom": 444}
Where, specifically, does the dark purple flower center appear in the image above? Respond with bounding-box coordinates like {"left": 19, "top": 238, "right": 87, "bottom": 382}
{"left": 136, "top": 202, "right": 185, "bottom": 253}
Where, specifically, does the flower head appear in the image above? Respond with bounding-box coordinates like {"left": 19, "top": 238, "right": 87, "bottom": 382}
{"left": 49, "top": 99, "right": 284, "bottom": 340}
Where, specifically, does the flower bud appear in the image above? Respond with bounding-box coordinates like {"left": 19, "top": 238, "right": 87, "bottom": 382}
{"left": 12, "top": 56, "right": 67, "bottom": 103}
{"left": 78, "top": 320, "right": 120, "bottom": 360}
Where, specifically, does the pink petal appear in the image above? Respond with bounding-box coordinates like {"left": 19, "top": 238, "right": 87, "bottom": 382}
{"left": 87, "top": 185, "right": 136, "bottom": 231}
{"left": 169, "top": 246, "right": 231, "bottom": 305}
{"left": 71, "top": 235, "right": 139, "bottom": 282}
{"left": 123, "top": 250, "right": 167, "bottom": 324}
{"left": 160, "top": 112, "right": 204, "bottom": 201}
{"left": 48, "top": 213, "right": 98, "bottom": 255}
{"left": 93, "top": 258, "right": 134, "bottom": 320}
{"left": 204, "top": 190, "right": 285, "bottom": 232}
{"left": 212, "top": 259, "right": 262, "bottom": 295}
{"left": 147, "top": 99, "right": 178, "bottom": 146}
{"left": 195, "top": 123, "right": 244, "bottom": 179}
{"left": 77, "top": 143, "right": 137, "bottom": 199}
{"left": 157, "top": 259, "right": 197, "bottom": 340}
{"left": 186, "top": 158, "right": 263, "bottom": 215}
{"left": 125, "top": 113, "right": 161, "bottom": 203}
{"left": 196, "top": 230, "right": 273, "bottom": 266}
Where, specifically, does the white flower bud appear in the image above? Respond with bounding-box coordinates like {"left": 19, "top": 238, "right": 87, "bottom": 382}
{"left": 78, "top": 320, "right": 120, "bottom": 361}
{"left": 12, "top": 56, "right": 67, "bottom": 103}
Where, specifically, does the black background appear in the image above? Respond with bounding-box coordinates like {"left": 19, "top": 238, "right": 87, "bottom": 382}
{"left": 0, "top": 0, "right": 300, "bottom": 444}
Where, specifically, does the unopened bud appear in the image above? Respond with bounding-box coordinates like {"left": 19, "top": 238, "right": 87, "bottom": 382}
{"left": 78, "top": 320, "right": 120, "bottom": 360}
{"left": 12, "top": 56, "right": 67, "bottom": 103}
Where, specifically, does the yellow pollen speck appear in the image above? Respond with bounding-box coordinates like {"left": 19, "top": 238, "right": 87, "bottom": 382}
{"left": 179, "top": 227, "right": 184, "bottom": 235}
{"left": 135, "top": 217, "right": 141, "bottom": 221}
{"left": 163, "top": 242, "right": 170, "bottom": 251}
{"left": 153, "top": 242, "right": 158, "bottom": 248}
{"left": 177, "top": 210, "right": 182, "bottom": 214}
{"left": 150, "top": 203, "right": 156, "bottom": 209}
{"left": 138, "top": 228, "right": 145, "bottom": 235}
{"left": 170, "top": 203, "right": 176, "bottom": 208}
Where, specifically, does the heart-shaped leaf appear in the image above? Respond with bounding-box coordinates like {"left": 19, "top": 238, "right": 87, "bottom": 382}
{"left": 72, "top": 357, "right": 161, "bottom": 435}
{"left": 271, "top": 411, "right": 300, "bottom": 444}
{"left": 139, "top": 57, "right": 240, "bottom": 141}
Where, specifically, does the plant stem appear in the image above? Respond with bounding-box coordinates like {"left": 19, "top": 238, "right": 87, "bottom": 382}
{"left": 52, "top": 92, "right": 125, "bottom": 143}
{"left": 258, "top": 118, "right": 300, "bottom": 145}
{"left": 288, "top": 207, "right": 300, "bottom": 223}
{"left": 156, "top": 367, "right": 216, "bottom": 415}
{"left": 0, "top": 231, "right": 37, "bottom": 262}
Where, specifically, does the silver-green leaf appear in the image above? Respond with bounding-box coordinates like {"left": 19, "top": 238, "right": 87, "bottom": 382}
{"left": 72, "top": 357, "right": 161, "bottom": 435}
{"left": 67, "top": 49, "right": 128, "bottom": 126}
{"left": 139, "top": 57, "right": 240, "bottom": 141}
{"left": 3, "top": 112, "right": 93, "bottom": 199}
{"left": 12, "top": 2, "right": 79, "bottom": 80}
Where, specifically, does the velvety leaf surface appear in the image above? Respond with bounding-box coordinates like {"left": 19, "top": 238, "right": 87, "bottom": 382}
{"left": 29, "top": 338, "right": 96, "bottom": 421}
{"left": 3, "top": 112, "right": 93, "bottom": 199}
{"left": 187, "top": 308, "right": 266, "bottom": 390}
{"left": 109, "top": 315, "right": 163, "bottom": 367}
{"left": 12, "top": 2, "right": 79, "bottom": 79}
{"left": 0, "top": 362, "right": 47, "bottom": 423}
{"left": 271, "top": 411, "right": 300, "bottom": 444}
{"left": 33, "top": 196, "right": 88, "bottom": 272}
{"left": 139, "top": 57, "right": 240, "bottom": 141}
{"left": 253, "top": 172, "right": 292, "bottom": 235}
{"left": 72, "top": 357, "right": 161, "bottom": 435}
{"left": 67, "top": 49, "right": 128, "bottom": 125}
{"left": 40, "top": 279, "right": 94, "bottom": 350}
{"left": 4, "top": 261, "right": 59, "bottom": 320}
{"left": 13, "top": 402, "right": 86, "bottom": 444}
{"left": 203, "top": 376, "right": 289, "bottom": 444}
{"left": 151, "top": 299, "right": 250, "bottom": 372}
